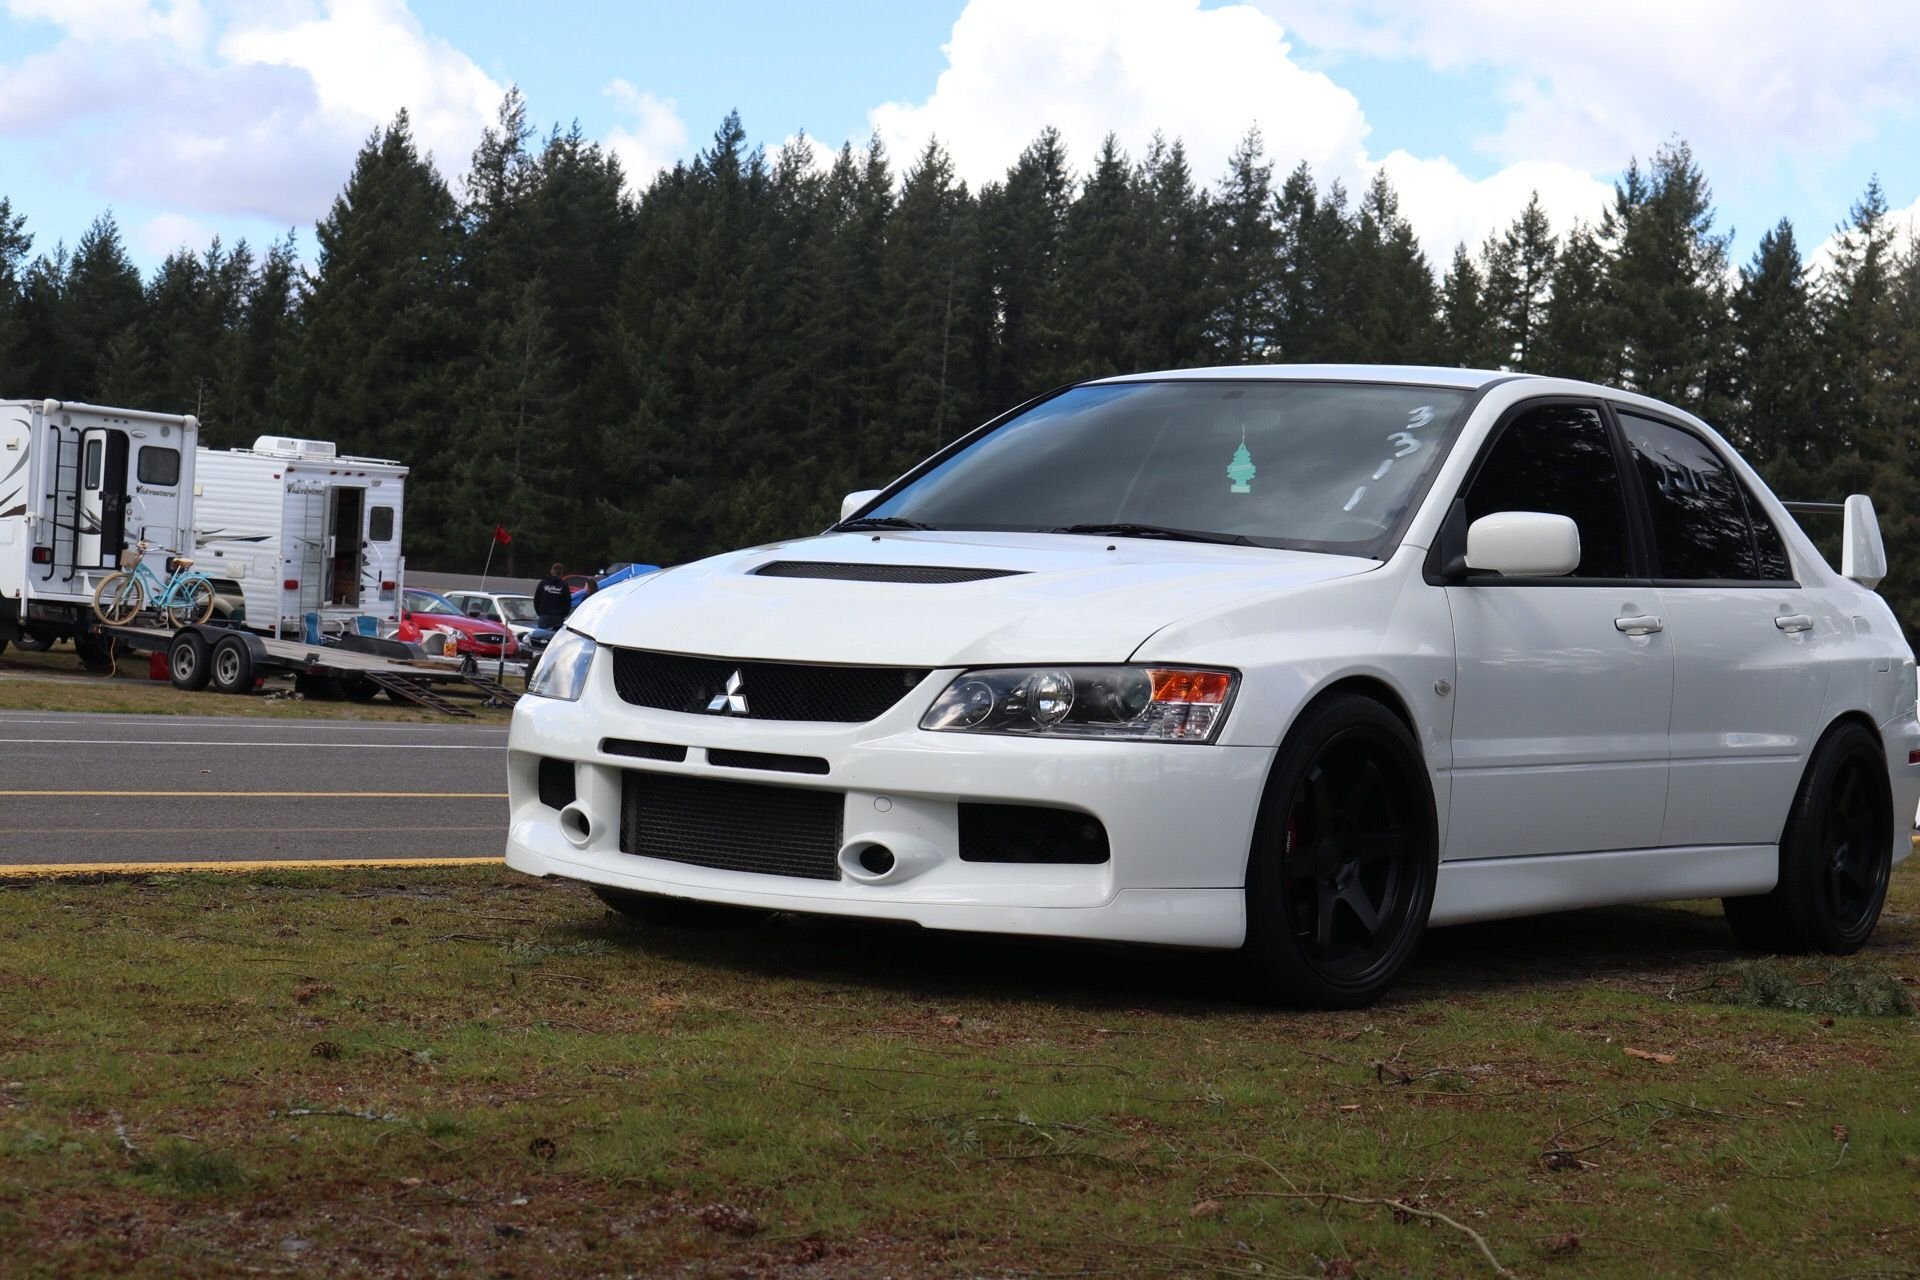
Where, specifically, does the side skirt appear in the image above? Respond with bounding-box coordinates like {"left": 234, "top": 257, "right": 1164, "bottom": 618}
{"left": 1429, "top": 844, "right": 1777, "bottom": 927}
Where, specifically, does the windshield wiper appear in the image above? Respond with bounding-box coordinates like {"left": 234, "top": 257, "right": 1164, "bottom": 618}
{"left": 833, "top": 515, "right": 937, "bottom": 532}
{"left": 1052, "top": 522, "right": 1256, "bottom": 546}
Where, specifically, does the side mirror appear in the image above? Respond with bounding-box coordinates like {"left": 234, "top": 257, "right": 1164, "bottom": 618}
{"left": 840, "top": 489, "right": 882, "bottom": 521}
{"left": 1464, "top": 512, "right": 1581, "bottom": 578}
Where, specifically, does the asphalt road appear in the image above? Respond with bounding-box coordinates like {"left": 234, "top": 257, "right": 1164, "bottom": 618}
{"left": 0, "top": 710, "right": 508, "bottom": 866}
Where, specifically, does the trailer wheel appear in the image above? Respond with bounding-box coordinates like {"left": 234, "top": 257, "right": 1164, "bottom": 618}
{"left": 209, "top": 634, "right": 255, "bottom": 694}
{"left": 168, "top": 631, "right": 212, "bottom": 692}
{"left": 14, "top": 632, "right": 52, "bottom": 652}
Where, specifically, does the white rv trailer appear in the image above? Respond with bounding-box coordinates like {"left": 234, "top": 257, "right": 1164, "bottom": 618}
{"left": 193, "top": 437, "right": 408, "bottom": 638}
{"left": 0, "top": 399, "right": 200, "bottom": 659}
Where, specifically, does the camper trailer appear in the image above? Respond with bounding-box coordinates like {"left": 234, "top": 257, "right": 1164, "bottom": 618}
{"left": 193, "top": 437, "right": 407, "bottom": 638}
{"left": 0, "top": 399, "right": 200, "bottom": 662}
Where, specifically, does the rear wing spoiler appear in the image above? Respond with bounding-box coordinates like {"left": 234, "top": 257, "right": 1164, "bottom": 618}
{"left": 1782, "top": 496, "right": 1887, "bottom": 590}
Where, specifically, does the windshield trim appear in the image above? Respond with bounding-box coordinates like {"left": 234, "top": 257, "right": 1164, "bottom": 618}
{"left": 837, "top": 375, "right": 1518, "bottom": 560}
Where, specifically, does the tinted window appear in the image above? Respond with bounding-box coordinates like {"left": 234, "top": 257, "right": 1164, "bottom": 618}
{"left": 1748, "top": 500, "right": 1793, "bottom": 581}
{"left": 869, "top": 381, "right": 1470, "bottom": 552}
{"left": 83, "top": 439, "right": 102, "bottom": 490}
{"left": 1620, "top": 414, "right": 1777, "bottom": 581}
{"left": 136, "top": 446, "right": 180, "bottom": 486}
{"left": 369, "top": 506, "right": 395, "bottom": 541}
{"left": 1463, "top": 404, "right": 1632, "bottom": 578}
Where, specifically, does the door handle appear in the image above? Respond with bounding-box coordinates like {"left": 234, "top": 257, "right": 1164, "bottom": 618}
{"left": 1614, "top": 614, "right": 1664, "bottom": 635}
{"left": 1774, "top": 613, "right": 1814, "bottom": 633}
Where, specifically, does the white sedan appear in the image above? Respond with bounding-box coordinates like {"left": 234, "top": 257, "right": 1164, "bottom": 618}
{"left": 506, "top": 365, "right": 1920, "bottom": 1007}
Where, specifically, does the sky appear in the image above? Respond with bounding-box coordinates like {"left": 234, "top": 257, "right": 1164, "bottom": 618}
{"left": 2, "top": 0, "right": 1918, "bottom": 276}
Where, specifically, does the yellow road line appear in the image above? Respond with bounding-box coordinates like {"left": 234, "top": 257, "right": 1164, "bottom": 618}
{"left": 0, "top": 857, "right": 501, "bottom": 878}
{"left": 0, "top": 790, "right": 506, "bottom": 798}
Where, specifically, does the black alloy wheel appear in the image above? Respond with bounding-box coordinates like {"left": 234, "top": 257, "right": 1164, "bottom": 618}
{"left": 1245, "top": 693, "right": 1437, "bottom": 1008}
{"left": 1725, "top": 721, "right": 1892, "bottom": 954}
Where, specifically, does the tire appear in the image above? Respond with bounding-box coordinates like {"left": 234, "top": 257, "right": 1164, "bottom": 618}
{"left": 208, "top": 634, "right": 255, "bottom": 695}
{"left": 14, "top": 632, "right": 52, "bottom": 652}
{"left": 168, "top": 631, "right": 212, "bottom": 692}
{"left": 1242, "top": 693, "right": 1438, "bottom": 1009}
{"left": 166, "top": 578, "right": 216, "bottom": 627}
{"left": 1723, "top": 721, "right": 1892, "bottom": 954}
{"left": 93, "top": 572, "right": 144, "bottom": 624}
{"left": 590, "top": 884, "right": 767, "bottom": 929}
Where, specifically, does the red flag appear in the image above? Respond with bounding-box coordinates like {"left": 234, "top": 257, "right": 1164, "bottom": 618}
{"left": 493, "top": 524, "right": 511, "bottom": 545}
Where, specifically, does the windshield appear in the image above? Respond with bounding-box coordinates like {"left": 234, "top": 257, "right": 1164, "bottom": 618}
{"left": 498, "top": 596, "right": 537, "bottom": 622}
{"left": 408, "top": 591, "right": 456, "bottom": 616}
{"left": 863, "top": 380, "right": 1471, "bottom": 553}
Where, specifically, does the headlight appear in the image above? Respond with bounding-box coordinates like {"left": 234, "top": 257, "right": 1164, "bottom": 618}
{"left": 527, "top": 629, "right": 597, "bottom": 701}
{"left": 920, "top": 666, "right": 1236, "bottom": 742}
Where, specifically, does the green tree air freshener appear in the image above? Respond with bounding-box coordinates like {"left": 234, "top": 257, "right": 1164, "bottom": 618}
{"left": 1228, "top": 430, "right": 1256, "bottom": 493}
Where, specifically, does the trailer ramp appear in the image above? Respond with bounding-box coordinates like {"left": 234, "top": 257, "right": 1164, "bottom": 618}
{"left": 459, "top": 670, "right": 521, "bottom": 707}
{"left": 364, "top": 672, "right": 476, "bottom": 718}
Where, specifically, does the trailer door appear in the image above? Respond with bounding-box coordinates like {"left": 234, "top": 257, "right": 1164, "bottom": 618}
{"left": 363, "top": 490, "right": 401, "bottom": 616}
{"left": 76, "top": 428, "right": 128, "bottom": 568}
{"left": 327, "top": 485, "right": 364, "bottom": 607}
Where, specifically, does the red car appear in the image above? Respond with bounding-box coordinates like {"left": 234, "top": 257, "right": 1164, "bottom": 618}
{"left": 399, "top": 589, "right": 519, "bottom": 659}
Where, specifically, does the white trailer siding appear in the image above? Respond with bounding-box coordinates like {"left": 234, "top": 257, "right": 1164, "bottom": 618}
{"left": 193, "top": 439, "right": 407, "bottom": 637}
{"left": 0, "top": 400, "right": 198, "bottom": 631}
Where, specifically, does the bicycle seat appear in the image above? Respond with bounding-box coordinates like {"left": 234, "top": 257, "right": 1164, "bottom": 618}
{"left": 168, "top": 556, "right": 194, "bottom": 572}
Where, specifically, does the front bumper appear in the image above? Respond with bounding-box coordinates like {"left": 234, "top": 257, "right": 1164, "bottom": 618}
{"left": 504, "top": 660, "right": 1272, "bottom": 948}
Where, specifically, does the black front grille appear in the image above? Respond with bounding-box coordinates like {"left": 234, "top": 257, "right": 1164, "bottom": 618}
{"left": 620, "top": 772, "right": 844, "bottom": 880}
{"left": 754, "top": 561, "right": 1024, "bottom": 584}
{"left": 610, "top": 648, "right": 929, "bottom": 722}
{"left": 708, "top": 748, "right": 830, "bottom": 775}
{"left": 536, "top": 758, "right": 575, "bottom": 810}
{"left": 959, "top": 803, "right": 1111, "bottom": 864}
{"left": 601, "top": 737, "right": 688, "bottom": 763}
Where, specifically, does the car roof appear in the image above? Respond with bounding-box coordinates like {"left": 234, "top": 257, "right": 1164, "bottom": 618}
{"left": 1089, "top": 364, "right": 1515, "bottom": 390}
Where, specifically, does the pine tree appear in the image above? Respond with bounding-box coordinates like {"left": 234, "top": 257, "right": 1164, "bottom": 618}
{"left": 1480, "top": 193, "right": 1557, "bottom": 370}
{"left": 0, "top": 197, "right": 30, "bottom": 389}
{"left": 1595, "top": 140, "right": 1731, "bottom": 411}
{"left": 1056, "top": 134, "right": 1150, "bottom": 379}
{"left": 283, "top": 112, "right": 467, "bottom": 563}
{"left": 983, "top": 128, "right": 1073, "bottom": 399}
{"left": 1725, "top": 219, "right": 1815, "bottom": 465}
{"left": 1335, "top": 170, "right": 1438, "bottom": 362}
{"left": 1538, "top": 222, "right": 1610, "bottom": 381}
{"left": 1206, "top": 129, "right": 1279, "bottom": 362}
{"left": 1437, "top": 245, "right": 1494, "bottom": 367}
{"left": 1136, "top": 135, "right": 1213, "bottom": 369}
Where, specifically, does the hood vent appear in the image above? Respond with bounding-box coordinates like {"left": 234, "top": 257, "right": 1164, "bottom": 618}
{"left": 754, "top": 560, "right": 1023, "bottom": 584}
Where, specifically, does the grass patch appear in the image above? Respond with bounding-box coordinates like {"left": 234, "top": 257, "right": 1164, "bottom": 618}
{"left": 1689, "top": 957, "right": 1917, "bottom": 1017}
{"left": 0, "top": 644, "right": 512, "bottom": 722}
{"left": 1, "top": 862, "right": 1918, "bottom": 1276}
{"left": 132, "top": 1143, "right": 249, "bottom": 1197}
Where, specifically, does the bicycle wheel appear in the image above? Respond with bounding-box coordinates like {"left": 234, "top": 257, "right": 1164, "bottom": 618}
{"left": 93, "top": 572, "right": 145, "bottom": 624}
{"left": 166, "top": 577, "right": 216, "bottom": 627}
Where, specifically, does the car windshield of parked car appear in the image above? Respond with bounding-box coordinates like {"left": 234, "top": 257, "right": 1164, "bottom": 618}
{"left": 408, "top": 592, "right": 457, "bottom": 616}
{"left": 860, "top": 380, "right": 1471, "bottom": 553}
{"left": 498, "top": 596, "right": 538, "bottom": 622}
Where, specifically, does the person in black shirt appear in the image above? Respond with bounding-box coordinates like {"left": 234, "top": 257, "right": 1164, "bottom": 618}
{"left": 533, "top": 563, "right": 573, "bottom": 630}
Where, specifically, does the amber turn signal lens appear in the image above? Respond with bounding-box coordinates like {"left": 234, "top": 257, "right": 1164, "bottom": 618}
{"left": 1150, "top": 669, "right": 1234, "bottom": 704}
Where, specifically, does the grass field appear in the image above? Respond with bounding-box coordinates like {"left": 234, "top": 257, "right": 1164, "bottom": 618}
{"left": 0, "top": 644, "right": 513, "bottom": 723}
{"left": 2, "top": 862, "right": 1917, "bottom": 1279}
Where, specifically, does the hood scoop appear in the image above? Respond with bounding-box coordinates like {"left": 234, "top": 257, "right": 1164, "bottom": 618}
{"left": 753, "top": 560, "right": 1024, "bottom": 584}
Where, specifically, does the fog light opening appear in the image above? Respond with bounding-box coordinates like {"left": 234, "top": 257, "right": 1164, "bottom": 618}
{"left": 558, "top": 802, "right": 596, "bottom": 848}
{"left": 857, "top": 844, "right": 896, "bottom": 877}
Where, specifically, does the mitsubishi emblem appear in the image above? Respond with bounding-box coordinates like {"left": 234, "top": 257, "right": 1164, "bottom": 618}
{"left": 707, "top": 670, "right": 749, "bottom": 715}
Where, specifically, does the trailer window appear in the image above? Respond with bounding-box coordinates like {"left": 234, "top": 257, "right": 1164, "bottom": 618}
{"left": 137, "top": 446, "right": 181, "bottom": 486}
{"left": 369, "top": 506, "right": 395, "bottom": 542}
{"left": 83, "top": 440, "right": 102, "bottom": 490}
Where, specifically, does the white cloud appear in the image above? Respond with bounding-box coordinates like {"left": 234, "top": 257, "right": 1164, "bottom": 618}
{"left": 0, "top": 0, "right": 503, "bottom": 224}
{"left": 1806, "top": 193, "right": 1920, "bottom": 281}
{"left": 135, "top": 210, "right": 216, "bottom": 258}
{"left": 871, "top": 0, "right": 1368, "bottom": 193}
{"left": 603, "top": 79, "right": 689, "bottom": 187}
{"left": 867, "top": 0, "right": 1613, "bottom": 267}
{"left": 1266, "top": 0, "right": 1920, "bottom": 178}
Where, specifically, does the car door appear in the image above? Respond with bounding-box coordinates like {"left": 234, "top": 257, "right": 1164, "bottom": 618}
{"left": 1615, "top": 410, "right": 1834, "bottom": 847}
{"left": 1442, "top": 401, "right": 1674, "bottom": 859}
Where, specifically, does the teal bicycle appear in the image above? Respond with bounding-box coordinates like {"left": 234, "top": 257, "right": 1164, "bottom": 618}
{"left": 92, "top": 541, "right": 217, "bottom": 627}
